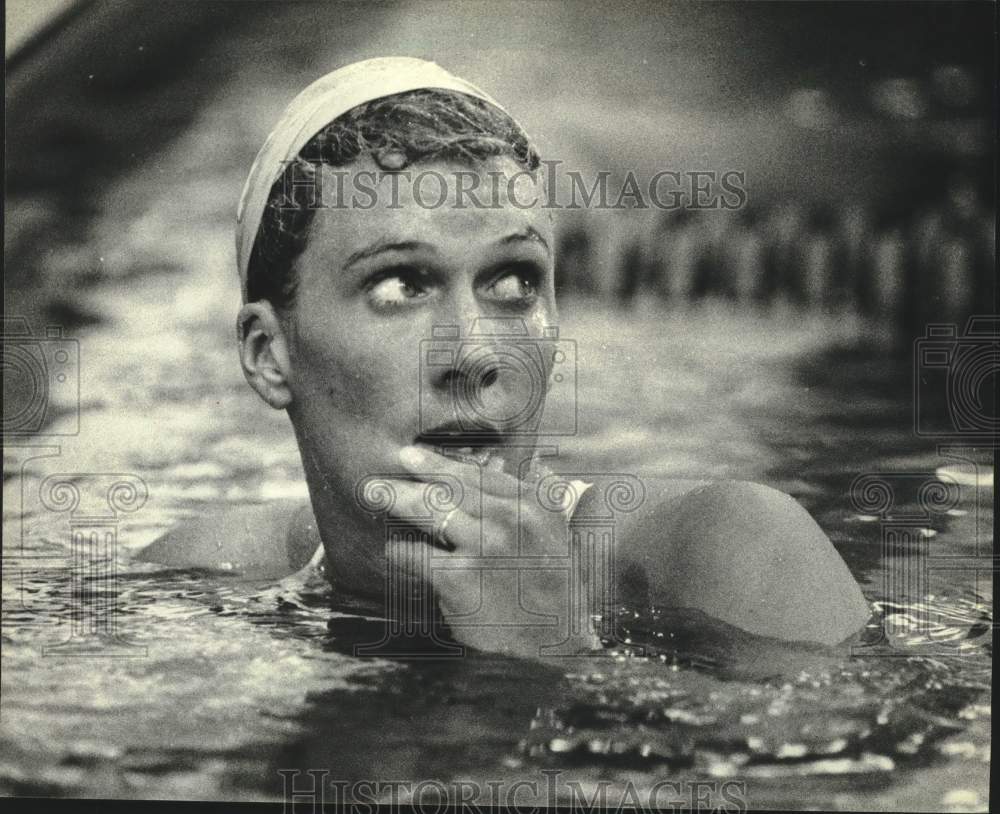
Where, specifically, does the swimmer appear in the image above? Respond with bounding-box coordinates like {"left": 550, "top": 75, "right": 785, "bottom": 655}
{"left": 139, "top": 58, "right": 871, "bottom": 657}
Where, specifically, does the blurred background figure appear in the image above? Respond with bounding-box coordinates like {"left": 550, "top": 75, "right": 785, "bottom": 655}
{"left": 760, "top": 204, "right": 807, "bottom": 307}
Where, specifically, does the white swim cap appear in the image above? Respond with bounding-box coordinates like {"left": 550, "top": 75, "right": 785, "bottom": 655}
{"left": 235, "top": 57, "right": 507, "bottom": 301}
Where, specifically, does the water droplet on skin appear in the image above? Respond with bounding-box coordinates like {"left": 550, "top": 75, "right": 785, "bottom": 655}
{"left": 376, "top": 150, "right": 408, "bottom": 170}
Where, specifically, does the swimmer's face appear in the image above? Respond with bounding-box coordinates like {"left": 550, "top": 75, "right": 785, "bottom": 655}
{"left": 240, "top": 156, "right": 557, "bottom": 501}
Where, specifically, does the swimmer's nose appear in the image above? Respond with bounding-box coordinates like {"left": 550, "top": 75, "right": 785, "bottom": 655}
{"left": 438, "top": 363, "right": 498, "bottom": 391}
{"left": 427, "top": 337, "right": 532, "bottom": 432}
{"left": 431, "top": 344, "right": 503, "bottom": 398}
{"left": 428, "top": 297, "right": 505, "bottom": 398}
{"left": 423, "top": 292, "right": 549, "bottom": 432}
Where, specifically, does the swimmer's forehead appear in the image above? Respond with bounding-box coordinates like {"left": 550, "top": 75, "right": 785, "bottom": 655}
{"left": 303, "top": 208, "right": 554, "bottom": 276}
{"left": 302, "top": 157, "right": 553, "bottom": 269}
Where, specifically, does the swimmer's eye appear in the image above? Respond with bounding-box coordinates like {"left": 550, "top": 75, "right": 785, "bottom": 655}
{"left": 483, "top": 265, "right": 540, "bottom": 305}
{"left": 364, "top": 267, "right": 434, "bottom": 309}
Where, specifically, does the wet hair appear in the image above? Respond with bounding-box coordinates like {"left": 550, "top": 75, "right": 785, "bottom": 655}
{"left": 245, "top": 89, "right": 540, "bottom": 309}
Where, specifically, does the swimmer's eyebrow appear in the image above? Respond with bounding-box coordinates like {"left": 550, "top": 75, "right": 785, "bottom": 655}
{"left": 343, "top": 240, "right": 435, "bottom": 268}
{"left": 343, "top": 228, "right": 549, "bottom": 269}
{"left": 498, "top": 226, "right": 550, "bottom": 253}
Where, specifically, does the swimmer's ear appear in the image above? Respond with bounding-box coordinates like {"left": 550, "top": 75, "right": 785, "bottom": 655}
{"left": 237, "top": 301, "right": 293, "bottom": 409}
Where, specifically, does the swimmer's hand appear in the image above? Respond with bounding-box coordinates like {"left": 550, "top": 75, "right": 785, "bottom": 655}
{"left": 389, "top": 445, "right": 585, "bottom": 658}
{"left": 387, "top": 450, "right": 871, "bottom": 658}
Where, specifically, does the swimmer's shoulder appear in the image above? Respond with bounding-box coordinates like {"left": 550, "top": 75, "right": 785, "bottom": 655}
{"left": 135, "top": 499, "right": 320, "bottom": 579}
{"left": 577, "top": 477, "right": 870, "bottom": 647}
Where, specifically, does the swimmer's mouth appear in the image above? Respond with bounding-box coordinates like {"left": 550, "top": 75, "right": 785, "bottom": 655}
{"left": 414, "top": 425, "right": 510, "bottom": 469}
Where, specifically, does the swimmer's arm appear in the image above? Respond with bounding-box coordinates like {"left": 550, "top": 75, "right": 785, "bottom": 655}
{"left": 135, "top": 500, "right": 319, "bottom": 579}
{"left": 595, "top": 480, "right": 871, "bottom": 646}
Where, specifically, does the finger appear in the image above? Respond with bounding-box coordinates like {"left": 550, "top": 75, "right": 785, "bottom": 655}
{"left": 399, "top": 445, "right": 524, "bottom": 499}
{"left": 395, "top": 448, "right": 572, "bottom": 534}
{"left": 375, "top": 477, "right": 566, "bottom": 561}
{"left": 396, "top": 444, "right": 556, "bottom": 482}
{"left": 374, "top": 477, "right": 489, "bottom": 552}
{"left": 372, "top": 476, "right": 474, "bottom": 520}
